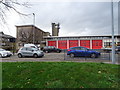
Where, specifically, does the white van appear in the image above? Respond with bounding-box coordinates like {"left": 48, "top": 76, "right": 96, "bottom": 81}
{"left": 24, "top": 44, "right": 38, "bottom": 48}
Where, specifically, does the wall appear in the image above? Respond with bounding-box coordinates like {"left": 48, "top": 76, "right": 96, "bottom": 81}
{"left": 16, "top": 25, "right": 47, "bottom": 50}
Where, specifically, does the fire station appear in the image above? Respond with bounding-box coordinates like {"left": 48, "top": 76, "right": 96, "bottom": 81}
{"left": 44, "top": 35, "right": 120, "bottom": 49}
{"left": 43, "top": 23, "right": 120, "bottom": 49}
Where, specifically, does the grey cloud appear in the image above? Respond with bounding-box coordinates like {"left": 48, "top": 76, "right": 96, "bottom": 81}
{"left": 19, "top": 2, "right": 118, "bottom": 36}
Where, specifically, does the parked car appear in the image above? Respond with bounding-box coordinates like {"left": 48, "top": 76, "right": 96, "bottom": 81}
{"left": 24, "top": 44, "right": 38, "bottom": 48}
{"left": 0, "top": 49, "right": 13, "bottom": 58}
{"left": 67, "top": 47, "right": 101, "bottom": 58}
{"left": 42, "top": 46, "right": 62, "bottom": 53}
{"left": 116, "top": 46, "right": 120, "bottom": 52}
{"left": 17, "top": 47, "right": 44, "bottom": 58}
{"left": 102, "top": 46, "right": 120, "bottom": 53}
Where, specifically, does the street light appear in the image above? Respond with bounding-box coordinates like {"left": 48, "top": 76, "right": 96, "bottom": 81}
{"left": 33, "top": 13, "right": 35, "bottom": 25}
{"left": 111, "top": 0, "right": 115, "bottom": 64}
{"left": 33, "top": 13, "right": 35, "bottom": 44}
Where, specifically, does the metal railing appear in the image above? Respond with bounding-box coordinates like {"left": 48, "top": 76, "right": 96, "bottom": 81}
{"left": 63, "top": 49, "right": 120, "bottom": 63}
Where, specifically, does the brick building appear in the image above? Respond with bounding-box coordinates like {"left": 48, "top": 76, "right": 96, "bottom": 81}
{"left": 16, "top": 25, "right": 50, "bottom": 49}
{"left": 0, "top": 32, "right": 16, "bottom": 50}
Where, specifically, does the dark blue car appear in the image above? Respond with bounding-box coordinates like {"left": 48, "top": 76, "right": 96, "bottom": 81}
{"left": 67, "top": 47, "right": 101, "bottom": 58}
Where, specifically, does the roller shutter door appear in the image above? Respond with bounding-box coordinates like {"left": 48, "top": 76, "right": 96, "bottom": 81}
{"left": 92, "top": 40, "right": 102, "bottom": 49}
{"left": 58, "top": 40, "right": 67, "bottom": 49}
{"left": 69, "top": 40, "right": 78, "bottom": 48}
{"left": 80, "top": 40, "right": 90, "bottom": 49}
{"left": 48, "top": 41, "right": 56, "bottom": 47}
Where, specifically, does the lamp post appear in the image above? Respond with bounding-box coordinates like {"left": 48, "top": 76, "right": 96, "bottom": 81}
{"left": 33, "top": 13, "right": 35, "bottom": 25}
{"left": 33, "top": 13, "right": 35, "bottom": 44}
{"left": 111, "top": 0, "right": 115, "bottom": 64}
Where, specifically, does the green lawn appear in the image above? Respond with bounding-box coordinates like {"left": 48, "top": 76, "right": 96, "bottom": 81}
{"left": 2, "top": 62, "right": 120, "bottom": 88}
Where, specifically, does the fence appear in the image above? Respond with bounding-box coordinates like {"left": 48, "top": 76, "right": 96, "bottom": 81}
{"left": 63, "top": 49, "right": 120, "bottom": 63}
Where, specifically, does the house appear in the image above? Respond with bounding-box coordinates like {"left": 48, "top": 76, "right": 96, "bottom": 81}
{"left": 0, "top": 32, "right": 16, "bottom": 51}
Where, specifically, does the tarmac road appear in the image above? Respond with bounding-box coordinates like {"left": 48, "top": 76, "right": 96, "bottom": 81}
{"left": 1, "top": 53, "right": 64, "bottom": 62}
{"left": 1, "top": 53, "right": 120, "bottom": 64}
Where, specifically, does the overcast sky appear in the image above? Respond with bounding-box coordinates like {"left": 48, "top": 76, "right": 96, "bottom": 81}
{"left": 1, "top": 0, "right": 119, "bottom": 37}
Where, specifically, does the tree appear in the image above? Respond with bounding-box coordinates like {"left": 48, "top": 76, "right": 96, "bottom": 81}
{"left": 0, "top": 0, "right": 29, "bottom": 24}
{"left": 19, "top": 29, "right": 33, "bottom": 43}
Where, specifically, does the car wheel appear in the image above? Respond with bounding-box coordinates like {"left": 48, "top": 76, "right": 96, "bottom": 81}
{"left": 90, "top": 53, "right": 96, "bottom": 58}
{"left": 33, "top": 54, "right": 38, "bottom": 58}
{"left": 70, "top": 53, "right": 75, "bottom": 58}
{"left": 18, "top": 54, "right": 22, "bottom": 58}
{"left": 0, "top": 54, "right": 2, "bottom": 58}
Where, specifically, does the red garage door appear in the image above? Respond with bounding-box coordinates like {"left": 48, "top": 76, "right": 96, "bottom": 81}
{"left": 58, "top": 40, "right": 67, "bottom": 49}
{"left": 80, "top": 40, "right": 90, "bottom": 49}
{"left": 69, "top": 40, "right": 78, "bottom": 48}
{"left": 92, "top": 40, "right": 102, "bottom": 49}
{"left": 48, "top": 41, "right": 56, "bottom": 47}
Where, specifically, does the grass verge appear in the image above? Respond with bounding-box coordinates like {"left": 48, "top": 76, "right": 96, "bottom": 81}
{"left": 2, "top": 62, "right": 120, "bottom": 88}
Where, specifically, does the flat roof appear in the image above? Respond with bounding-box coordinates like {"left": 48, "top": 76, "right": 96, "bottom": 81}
{"left": 44, "top": 35, "right": 120, "bottom": 39}
{"left": 16, "top": 25, "right": 47, "bottom": 33}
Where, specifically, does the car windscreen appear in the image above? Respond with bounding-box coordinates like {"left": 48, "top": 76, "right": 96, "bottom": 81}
{"left": 0, "top": 49, "right": 6, "bottom": 51}
{"left": 44, "top": 46, "right": 48, "bottom": 49}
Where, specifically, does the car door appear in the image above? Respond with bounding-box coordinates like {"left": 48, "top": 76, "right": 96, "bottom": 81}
{"left": 74, "top": 47, "right": 83, "bottom": 56}
{"left": 51, "top": 46, "right": 56, "bottom": 52}
{"left": 26, "top": 48, "right": 34, "bottom": 56}
{"left": 20, "top": 47, "right": 28, "bottom": 56}
{"left": 80, "top": 47, "right": 88, "bottom": 56}
{"left": 75, "top": 47, "right": 87, "bottom": 56}
{"left": 49, "top": 46, "right": 53, "bottom": 52}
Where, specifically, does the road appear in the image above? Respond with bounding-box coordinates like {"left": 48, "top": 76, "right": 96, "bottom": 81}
{"left": 1, "top": 53, "right": 120, "bottom": 64}
{"left": 1, "top": 53, "right": 64, "bottom": 62}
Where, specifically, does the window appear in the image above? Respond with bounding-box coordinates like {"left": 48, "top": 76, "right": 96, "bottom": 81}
{"left": 70, "top": 47, "right": 77, "bottom": 50}
{"left": 44, "top": 46, "right": 48, "bottom": 49}
{"left": 0, "top": 49, "right": 5, "bottom": 51}
{"left": 21, "top": 47, "right": 26, "bottom": 50}
{"left": 26, "top": 48, "right": 32, "bottom": 51}
{"left": 74, "top": 47, "right": 81, "bottom": 50}
{"left": 80, "top": 47, "right": 87, "bottom": 51}
{"left": 51, "top": 46, "right": 55, "bottom": 48}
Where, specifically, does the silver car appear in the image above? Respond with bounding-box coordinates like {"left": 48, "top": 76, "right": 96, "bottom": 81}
{"left": 0, "top": 49, "right": 13, "bottom": 58}
{"left": 17, "top": 47, "right": 44, "bottom": 58}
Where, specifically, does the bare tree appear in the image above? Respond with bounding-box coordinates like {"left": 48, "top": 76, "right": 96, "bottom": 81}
{"left": 0, "top": 0, "right": 30, "bottom": 24}
{"left": 19, "top": 30, "right": 33, "bottom": 43}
